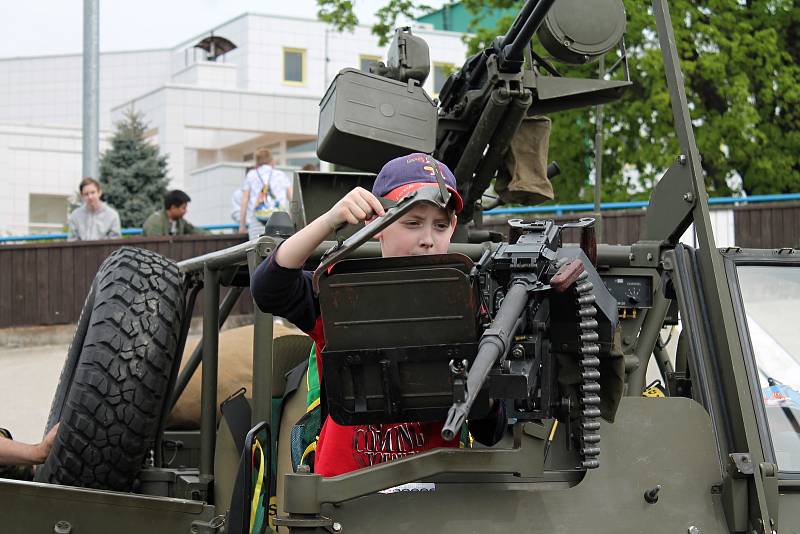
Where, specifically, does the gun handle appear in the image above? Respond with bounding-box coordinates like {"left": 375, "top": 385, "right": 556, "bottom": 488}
{"left": 581, "top": 225, "right": 597, "bottom": 266}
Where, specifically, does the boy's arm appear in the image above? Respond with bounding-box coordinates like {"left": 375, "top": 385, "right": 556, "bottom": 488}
{"left": 273, "top": 187, "right": 384, "bottom": 269}
{"left": 251, "top": 253, "right": 318, "bottom": 331}
{"left": 251, "top": 186, "right": 384, "bottom": 330}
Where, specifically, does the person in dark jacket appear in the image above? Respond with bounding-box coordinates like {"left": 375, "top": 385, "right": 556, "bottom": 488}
{"left": 142, "top": 190, "right": 205, "bottom": 236}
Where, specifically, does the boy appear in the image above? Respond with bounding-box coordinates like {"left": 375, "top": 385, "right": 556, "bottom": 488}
{"left": 251, "top": 153, "right": 504, "bottom": 477}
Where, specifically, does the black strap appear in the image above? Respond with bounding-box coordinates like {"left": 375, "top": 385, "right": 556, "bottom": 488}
{"left": 220, "top": 389, "right": 252, "bottom": 464}
{"left": 283, "top": 359, "right": 309, "bottom": 401}
{"left": 223, "top": 389, "right": 253, "bottom": 534}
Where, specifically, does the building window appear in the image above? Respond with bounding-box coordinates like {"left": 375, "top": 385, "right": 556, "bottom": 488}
{"left": 29, "top": 194, "right": 68, "bottom": 233}
{"left": 283, "top": 48, "right": 306, "bottom": 85}
{"left": 359, "top": 55, "right": 381, "bottom": 74}
{"left": 433, "top": 63, "right": 454, "bottom": 96}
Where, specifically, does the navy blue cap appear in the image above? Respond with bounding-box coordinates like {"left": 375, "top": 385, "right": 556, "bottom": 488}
{"left": 372, "top": 153, "right": 463, "bottom": 213}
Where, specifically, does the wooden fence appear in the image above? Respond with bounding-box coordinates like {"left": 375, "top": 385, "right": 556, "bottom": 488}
{"left": 0, "top": 234, "right": 249, "bottom": 329}
{"left": 1, "top": 202, "right": 798, "bottom": 329}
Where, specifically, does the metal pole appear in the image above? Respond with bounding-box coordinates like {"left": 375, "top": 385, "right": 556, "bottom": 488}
{"left": 593, "top": 56, "right": 605, "bottom": 243}
{"left": 168, "top": 286, "right": 244, "bottom": 412}
{"left": 248, "top": 249, "right": 274, "bottom": 426}
{"left": 627, "top": 289, "right": 670, "bottom": 395}
{"left": 199, "top": 266, "right": 220, "bottom": 479}
{"left": 82, "top": 0, "right": 100, "bottom": 180}
{"left": 252, "top": 309, "right": 274, "bottom": 427}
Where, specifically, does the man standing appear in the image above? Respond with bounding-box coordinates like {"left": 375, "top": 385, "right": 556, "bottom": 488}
{"left": 67, "top": 177, "right": 122, "bottom": 241}
{"left": 238, "top": 148, "right": 292, "bottom": 240}
{"left": 142, "top": 190, "right": 205, "bottom": 236}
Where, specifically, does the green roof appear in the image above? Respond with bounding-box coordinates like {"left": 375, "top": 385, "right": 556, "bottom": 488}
{"left": 417, "top": 2, "right": 517, "bottom": 33}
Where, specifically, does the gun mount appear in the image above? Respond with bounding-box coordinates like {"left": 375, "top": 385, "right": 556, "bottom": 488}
{"left": 312, "top": 189, "right": 618, "bottom": 471}
{"left": 317, "top": 0, "right": 632, "bottom": 229}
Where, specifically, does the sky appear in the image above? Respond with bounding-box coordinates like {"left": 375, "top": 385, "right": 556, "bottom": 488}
{"left": 1, "top": 0, "right": 448, "bottom": 58}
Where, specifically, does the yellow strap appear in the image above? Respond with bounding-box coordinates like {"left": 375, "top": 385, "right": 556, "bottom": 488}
{"left": 307, "top": 397, "right": 320, "bottom": 413}
{"left": 249, "top": 439, "right": 265, "bottom": 534}
{"left": 300, "top": 440, "right": 317, "bottom": 465}
{"left": 548, "top": 420, "right": 559, "bottom": 441}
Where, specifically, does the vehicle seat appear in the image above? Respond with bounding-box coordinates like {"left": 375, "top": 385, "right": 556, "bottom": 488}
{"left": 212, "top": 328, "right": 311, "bottom": 519}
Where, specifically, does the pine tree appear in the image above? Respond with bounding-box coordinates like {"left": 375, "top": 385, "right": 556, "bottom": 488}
{"left": 99, "top": 109, "right": 170, "bottom": 228}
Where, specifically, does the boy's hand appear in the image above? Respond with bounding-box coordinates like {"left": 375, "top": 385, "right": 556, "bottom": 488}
{"left": 324, "top": 187, "right": 386, "bottom": 228}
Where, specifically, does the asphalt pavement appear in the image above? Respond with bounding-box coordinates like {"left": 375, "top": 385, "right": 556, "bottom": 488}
{"left": 0, "top": 343, "right": 68, "bottom": 444}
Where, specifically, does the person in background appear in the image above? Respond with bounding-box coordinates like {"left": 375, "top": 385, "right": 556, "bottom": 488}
{"left": 67, "top": 178, "right": 121, "bottom": 241}
{"left": 142, "top": 189, "right": 206, "bottom": 236}
{"left": 239, "top": 148, "right": 292, "bottom": 240}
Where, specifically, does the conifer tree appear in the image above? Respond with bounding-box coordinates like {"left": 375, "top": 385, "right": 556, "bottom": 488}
{"left": 99, "top": 110, "right": 170, "bottom": 228}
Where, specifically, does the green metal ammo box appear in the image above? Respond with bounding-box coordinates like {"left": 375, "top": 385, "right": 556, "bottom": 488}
{"left": 317, "top": 68, "right": 438, "bottom": 173}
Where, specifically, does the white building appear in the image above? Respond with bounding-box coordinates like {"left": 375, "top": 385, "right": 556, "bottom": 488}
{"left": 0, "top": 13, "right": 467, "bottom": 235}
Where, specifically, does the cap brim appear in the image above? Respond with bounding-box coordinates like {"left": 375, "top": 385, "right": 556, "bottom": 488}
{"left": 383, "top": 183, "right": 464, "bottom": 214}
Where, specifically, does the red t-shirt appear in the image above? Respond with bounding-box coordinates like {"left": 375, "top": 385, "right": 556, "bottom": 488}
{"left": 306, "top": 317, "right": 458, "bottom": 477}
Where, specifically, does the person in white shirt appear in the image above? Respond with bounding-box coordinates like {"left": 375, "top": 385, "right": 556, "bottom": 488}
{"left": 238, "top": 148, "right": 292, "bottom": 240}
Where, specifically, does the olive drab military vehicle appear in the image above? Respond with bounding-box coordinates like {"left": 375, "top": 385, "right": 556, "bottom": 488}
{"left": 2, "top": 0, "right": 795, "bottom": 532}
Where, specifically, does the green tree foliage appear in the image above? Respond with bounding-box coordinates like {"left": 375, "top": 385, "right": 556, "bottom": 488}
{"left": 319, "top": 0, "right": 800, "bottom": 202}
{"left": 316, "top": 0, "right": 431, "bottom": 45}
{"left": 99, "top": 110, "right": 170, "bottom": 227}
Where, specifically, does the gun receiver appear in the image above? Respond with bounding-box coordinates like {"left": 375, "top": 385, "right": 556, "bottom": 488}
{"left": 442, "top": 279, "right": 540, "bottom": 441}
{"left": 441, "top": 219, "right": 560, "bottom": 441}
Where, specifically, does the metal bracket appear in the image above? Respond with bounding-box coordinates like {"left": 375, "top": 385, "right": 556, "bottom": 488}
{"left": 189, "top": 515, "right": 225, "bottom": 534}
{"left": 629, "top": 241, "right": 662, "bottom": 268}
{"left": 729, "top": 452, "right": 755, "bottom": 476}
{"left": 641, "top": 160, "right": 696, "bottom": 244}
{"left": 272, "top": 515, "right": 340, "bottom": 533}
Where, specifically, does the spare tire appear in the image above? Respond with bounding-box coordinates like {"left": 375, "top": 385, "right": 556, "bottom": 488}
{"left": 36, "top": 247, "right": 185, "bottom": 490}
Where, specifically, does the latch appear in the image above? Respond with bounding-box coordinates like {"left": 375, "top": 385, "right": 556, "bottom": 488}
{"left": 273, "top": 515, "right": 341, "bottom": 533}
{"left": 189, "top": 515, "right": 225, "bottom": 534}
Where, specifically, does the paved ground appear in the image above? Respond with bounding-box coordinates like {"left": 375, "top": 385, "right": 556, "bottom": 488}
{"left": 0, "top": 344, "right": 68, "bottom": 444}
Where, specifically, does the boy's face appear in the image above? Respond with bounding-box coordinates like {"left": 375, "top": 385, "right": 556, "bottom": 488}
{"left": 378, "top": 202, "right": 456, "bottom": 257}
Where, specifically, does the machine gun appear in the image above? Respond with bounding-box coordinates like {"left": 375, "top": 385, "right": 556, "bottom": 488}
{"left": 440, "top": 217, "right": 614, "bottom": 469}
{"left": 317, "top": 0, "right": 632, "bottom": 230}
{"left": 312, "top": 183, "right": 619, "bottom": 469}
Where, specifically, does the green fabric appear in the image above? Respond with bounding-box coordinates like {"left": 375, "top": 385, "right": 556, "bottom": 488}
{"left": 306, "top": 344, "right": 320, "bottom": 408}
{"left": 141, "top": 209, "right": 205, "bottom": 236}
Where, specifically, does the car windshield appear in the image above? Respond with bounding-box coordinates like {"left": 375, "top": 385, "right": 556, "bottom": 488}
{"left": 738, "top": 265, "right": 800, "bottom": 472}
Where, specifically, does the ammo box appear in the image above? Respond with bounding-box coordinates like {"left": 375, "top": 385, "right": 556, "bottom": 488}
{"left": 317, "top": 68, "right": 438, "bottom": 173}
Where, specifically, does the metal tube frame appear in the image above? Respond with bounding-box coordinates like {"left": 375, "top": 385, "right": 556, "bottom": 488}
{"left": 626, "top": 288, "right": 670, "bottom": 395}
{"left": 199, "top": 266, "right": 220, "bottom": 480}
{"left": 168, "top": 286, "right": 245, "bottom": 413}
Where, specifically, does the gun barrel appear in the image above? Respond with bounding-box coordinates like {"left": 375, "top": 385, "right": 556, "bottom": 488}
{"left": 501, "top": 0, "right": 541, "bottom": 48}
{"left": 502, "top": 0, "right": 557, "bottom": 65}
{"left": 442, "top": 280, "right": 532, "bottom": 440}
